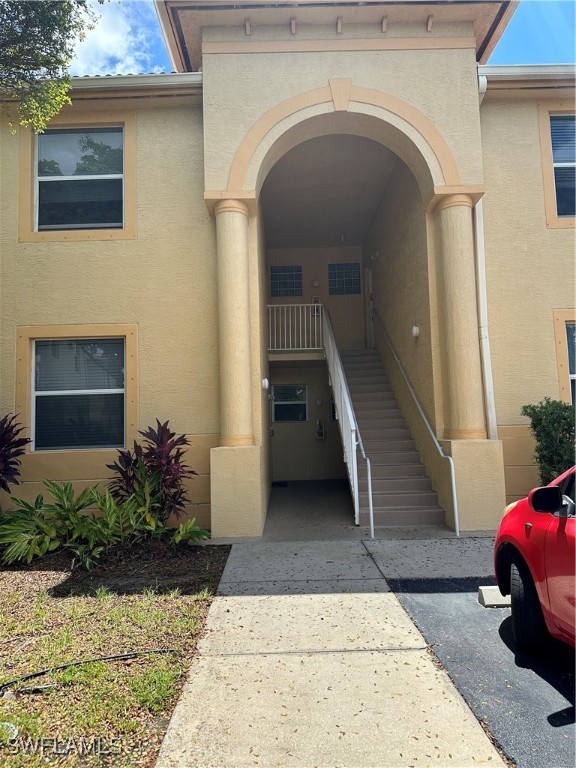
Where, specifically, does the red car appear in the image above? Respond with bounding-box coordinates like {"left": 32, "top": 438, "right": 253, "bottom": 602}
{"left": 494, "top": 466, "right": 575, "bottom": 652}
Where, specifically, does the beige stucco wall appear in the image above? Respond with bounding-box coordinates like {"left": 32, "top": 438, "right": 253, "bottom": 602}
{"left": 480, "top": 96, "right": 576, "bottom": 500}
{"left": 267, "top": 246, "right": 365, "bottom": 350}
{"left": 365, "top": 160, "right": 436, "bottom": 422}
{"left": 0, "top": 106, "right": 218, "bottom": 526}
{"left": 202, "top": 23, "right": 483, "bottom": 192}
{"left": 269, "top": 363, "right": 346, "bottom": 482}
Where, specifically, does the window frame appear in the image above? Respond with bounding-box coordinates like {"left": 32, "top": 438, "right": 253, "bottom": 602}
{"left": 19, "top": 111, "right": 136, "bottom": 242}
{"left": 271, "top": 384, "right": 308, "bottom": 423}
{"left": 17, "top": 324, "right": 138, "bottom": 453}
{"left": 538, "top": 101, "right": 575, "bottom": 230}
{"left": 328, "top": 262, "right": 362, "bottom": 295}
{"left": 553, "top": 310, "right": 576, "bottom": 404}
{"left": 270, "top": 265, "right": 303, "bottom": 298}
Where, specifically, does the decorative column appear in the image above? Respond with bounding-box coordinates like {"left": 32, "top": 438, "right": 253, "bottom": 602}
{"left": 214, "top": 199, "right": 254, "bottom": 446}
{"left": 434, "top": 194, "right": 486, "bottom": 440}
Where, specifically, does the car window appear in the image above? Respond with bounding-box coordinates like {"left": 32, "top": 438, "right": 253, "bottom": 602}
{"left": 561, "top": 473, "right": 574, "bottom": 504}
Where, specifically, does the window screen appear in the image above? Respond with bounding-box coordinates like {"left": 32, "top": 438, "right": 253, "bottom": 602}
{"left": 33, "top": 338, "right": 125, "bottom": 450}
{"left": 270, "top": 265, "right": 303, "bottom": 297}
{"left": 37, "top": 127, "right": 124, "bottom": 230}
{"left": 328, "top": 262, "right": 361, "bottom": 295}
{"left": 550, "top": 116, "right": 576, "bottom": 218}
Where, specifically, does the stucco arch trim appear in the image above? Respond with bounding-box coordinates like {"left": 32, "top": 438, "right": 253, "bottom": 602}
{"left": 226, "top": 81, "right": 462, "bottom": 194}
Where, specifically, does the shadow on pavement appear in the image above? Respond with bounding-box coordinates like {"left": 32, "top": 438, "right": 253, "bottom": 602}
{"left": 498, "top": 615, "right": 575, "bottom": 725}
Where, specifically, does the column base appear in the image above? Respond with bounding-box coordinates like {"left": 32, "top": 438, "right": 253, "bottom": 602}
{"left": 210, "top": 445, "right": 267, "bottom": 538}
{"left": 439, "top": 439, "right": 506, "bottom": 531}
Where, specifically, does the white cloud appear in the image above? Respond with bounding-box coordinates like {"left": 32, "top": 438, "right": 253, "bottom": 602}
{"left": 70, "top": 0, "right": 166, "bottom": 76}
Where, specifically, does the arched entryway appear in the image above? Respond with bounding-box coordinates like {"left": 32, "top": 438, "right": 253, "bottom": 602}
{"left": 207, "top": 84, "right": 496, "bottom": 538}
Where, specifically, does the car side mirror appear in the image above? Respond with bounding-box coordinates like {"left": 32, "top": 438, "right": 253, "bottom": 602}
{"left": 529, "top": 486, "right": 562, "bottom": 513}
{"left": 529, "top": 487, "right": 575, "bottom": 517}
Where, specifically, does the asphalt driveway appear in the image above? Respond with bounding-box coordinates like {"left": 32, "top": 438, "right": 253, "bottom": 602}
{"left": 365, "top": 538, "right": 575, "bottom": 768}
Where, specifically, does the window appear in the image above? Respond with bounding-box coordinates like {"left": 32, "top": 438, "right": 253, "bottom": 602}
{"left": 33, "top": 338, "right": 125, "bottom": 450}
{"left": 538, "top": 103, "right": 575, "bottom": 229}
{"left": 567, "top": 322, "right": 576, "bottom": 404}
{"left": 550, "top": 116, "right": 575, "bottom": 218}
{"left": 270, "top": 265, "right": 302, "bottom": 297}
{"left": 16, "top": 324, "right": 138, "bottom": 452}
{"left": 328, "top": 262, "right": 361, "bottom": 295}
{"left": 37, "top": 127, "right": 124, "bottom": 231}
{"left": 272, "top": 385, "right": 307, "bottom": 422}
{"left": 553, "top": 311, "right": 576, "bottom": 404}
{"left": 19, "top": 111, "right": 136, "bottom": 242}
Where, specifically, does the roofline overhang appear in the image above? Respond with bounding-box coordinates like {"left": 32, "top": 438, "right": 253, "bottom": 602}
{"left": 154, "top": 0, "right": 519, "bottom": 71}
{"left": 479, "top": 64, "right": 576, "bottom": 81}
{"left": 70, "top": 72, "right": 203, "bottom": 91}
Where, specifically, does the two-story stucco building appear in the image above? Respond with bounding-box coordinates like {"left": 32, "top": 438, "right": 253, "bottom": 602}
{"left": 0, "top": 0, "right": 574, "bottom": 538}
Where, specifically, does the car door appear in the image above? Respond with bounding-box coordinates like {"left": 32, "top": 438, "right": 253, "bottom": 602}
{"left": 544, "top": 472, "right": 576, "bottom": 641}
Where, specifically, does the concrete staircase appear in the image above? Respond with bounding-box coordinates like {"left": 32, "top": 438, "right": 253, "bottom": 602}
{"left": 341, "top": 350, "right": 445, "bottom": 527}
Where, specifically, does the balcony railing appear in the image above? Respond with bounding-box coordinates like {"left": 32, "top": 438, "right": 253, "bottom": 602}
{"left": 268, "top": 303, "right": 323, "bottom": 352}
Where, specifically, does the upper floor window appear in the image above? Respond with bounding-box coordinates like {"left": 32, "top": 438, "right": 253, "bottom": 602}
{"left": 37, "top": 127, "right": 124, "bottom": 231}
{"left": 328, "top": 262, "right": 361, "bottom": 295}
{"left": 550, "top": 115, "right": 575, "bottom": 219}
{"left": 567, "top": 322, "right": 576, "bottom": 404}
{"left": 270, "top": 265, "right": 303, "bottom": 297}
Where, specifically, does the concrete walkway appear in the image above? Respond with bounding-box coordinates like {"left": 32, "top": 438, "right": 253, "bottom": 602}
{"left": 156, "top": 538, "right": 504, "bottom": 768}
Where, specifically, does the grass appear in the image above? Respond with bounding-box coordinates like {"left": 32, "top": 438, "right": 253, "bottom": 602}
{"left": 0, "top": 544, "right": 229, "bottom": 767}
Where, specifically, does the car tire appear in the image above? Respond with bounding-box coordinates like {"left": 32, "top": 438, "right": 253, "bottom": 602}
{"left": 510, "top": 557, "right": 548, "bottom": 652}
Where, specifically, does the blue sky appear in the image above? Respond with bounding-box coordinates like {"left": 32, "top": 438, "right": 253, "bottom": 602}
{"left": 70, "top": 0, "right": 576, "bottom": 76}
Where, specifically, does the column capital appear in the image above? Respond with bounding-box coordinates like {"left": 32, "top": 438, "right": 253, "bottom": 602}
{"left": 426, "top": 185, "right": 484, "bottom": 215}
{"left": 214, "top": 198, "right": 250, "bottom": 217}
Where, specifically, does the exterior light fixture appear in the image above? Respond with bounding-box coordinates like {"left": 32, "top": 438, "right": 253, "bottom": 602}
{"left": 411, "top": 325, "right": 420, "bottom": 339}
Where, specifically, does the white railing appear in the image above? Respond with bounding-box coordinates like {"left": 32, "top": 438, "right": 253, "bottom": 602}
{"left": 322, "top": 310, "right": 375, "bottom": 539}
{"left": 268, "top": 304, "right": 323, "bottom": 352}
{"left": 373, "top": 310, "right": 460, "bottom": 537}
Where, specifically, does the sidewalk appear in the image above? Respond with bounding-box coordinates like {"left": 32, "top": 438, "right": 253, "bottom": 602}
{"left": 156, "top": 538, "right": 504, "bottom": 768}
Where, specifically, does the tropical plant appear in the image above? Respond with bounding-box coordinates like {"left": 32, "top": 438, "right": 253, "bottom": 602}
{"left": 171, "top": 518, "right": 210, "bottom": 547}
{"left": 107, "top": 420, "right": 197, "bottom": 525}
{"left": 0, "top": 413, "right": 31, "bottom": 493}
{"left": 521, "top": 398, "right": 576, "bottom": 485}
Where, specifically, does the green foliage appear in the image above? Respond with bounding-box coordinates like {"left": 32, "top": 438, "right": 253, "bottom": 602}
{"left": 0, "top": 1, "right": 97, "bottom": 132}
{"left": 0, "top": 479, "right": 210, "bottom": 570}
{"left": 171, "top": 518, "right": 210, "bottom": 547}
{"left": 521, "top": 397, "right": 576, "bottom": 485}
{"left": 0, "top": 413, "right": 31, "bottom": 493}
{"left": 107, "top": 420, "right": 197, "bottom": 525}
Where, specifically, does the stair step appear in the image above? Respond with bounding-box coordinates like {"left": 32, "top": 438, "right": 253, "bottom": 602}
{"left": 352, "top": 391, "right": 396, "bottom": 402}
{"left": 358, "top": 476, "right": 432, "bottom": 493}
{"left": 360, "top": 428, "right": 411, "bottom": 440}
{"left": 356, "top": 418, "right": 407, "bottom": 429}
{"left": 348, "top": 382, "right": 392, "bottom": 393}
{"left": 358, "top": 464, "right": 426, "bottom": 478}
{"left": 358, "top": 507, "right": 446, "bottom": 527}
{"left": 345, "top": 368, "right": 389, "bottom": 378}
{"left": 359, "top": 490, "right": 438, "bottom": 507}
{"left": 360, "top": 451, "right": 421, "bottom": 465}
{"left": 362, "top": 439, "right": 415, "bottom": 452}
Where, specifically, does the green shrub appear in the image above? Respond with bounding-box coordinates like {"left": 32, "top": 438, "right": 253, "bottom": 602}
{"left": 0, "top": 479, "right": 210, "bottom": 570}
{"left": 107, "top": 420, "right": 197, "bottom": 525}
{"left": 0, "top": 413, "right": 31, "bottom": 494}
{"left": 521, "top": 398, "right": 575, "bottom": 485}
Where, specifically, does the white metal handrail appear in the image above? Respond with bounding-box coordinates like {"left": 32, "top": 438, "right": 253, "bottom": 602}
{"left": 268, "top": 304, "right": 323, "bottom": 352}
{"left": 373, "top": 310, "right": 460, "bottom": 537}
{"left": 322, "top": 310, "right": 375, "bottom": 539}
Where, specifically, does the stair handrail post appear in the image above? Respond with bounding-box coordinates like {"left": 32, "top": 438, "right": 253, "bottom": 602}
{"left": 373, "top": 309, "right": 460, "bottom": 537}
{"left": 322, "top": 309, "right": 375, "bottom": 538}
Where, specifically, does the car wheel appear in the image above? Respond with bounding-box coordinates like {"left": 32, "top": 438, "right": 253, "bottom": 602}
{"left": 510, "top": 557, "right": 548, "bottom": 652}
